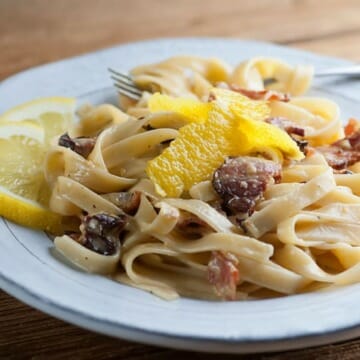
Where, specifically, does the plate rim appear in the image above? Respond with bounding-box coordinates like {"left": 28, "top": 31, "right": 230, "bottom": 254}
{"left": 3, "top": 270, "right": 360, "bottom": 354}
{"left": 1, "top": 37, "right": 360, "bottom": 353}
{"left": 0, "top": 36, "right": 354, "bottom": 86}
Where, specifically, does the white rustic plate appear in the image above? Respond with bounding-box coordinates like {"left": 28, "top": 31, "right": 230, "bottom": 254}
{"left": 1, "top": 38, "right": 360, "bottom": 354}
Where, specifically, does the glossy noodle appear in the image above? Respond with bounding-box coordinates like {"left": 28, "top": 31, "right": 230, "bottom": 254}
{"left": 46, "top": 56, "right": 360, "bottom": 301}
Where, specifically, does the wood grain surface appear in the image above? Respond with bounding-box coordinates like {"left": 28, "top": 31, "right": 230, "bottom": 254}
{"left": 1, "top": 0, "right": 360, "bottom": 359}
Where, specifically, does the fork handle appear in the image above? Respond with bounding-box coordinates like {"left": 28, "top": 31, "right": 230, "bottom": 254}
{"left": 316, "top": 64, "right": 360, "bottom": 77}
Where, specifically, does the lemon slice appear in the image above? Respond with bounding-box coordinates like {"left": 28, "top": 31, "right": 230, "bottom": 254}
{"left": 0, "top": 121, "right": 44, "bottom": 142}
{"left": 0, "top": 98, "right": 76, "bottom": 233}
{"left": 0, "top": 123, "right": 61, "bottom": 233}
{"left": 0, "top": 123, "right": 45, "bottom": 199}
{"left": 0, "top": 97, "right": 76, "bottom": 142}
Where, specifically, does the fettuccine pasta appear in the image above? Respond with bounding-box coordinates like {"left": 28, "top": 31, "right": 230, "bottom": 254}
{"left": 46, "top": 55, "right": 360, "bottom": 301}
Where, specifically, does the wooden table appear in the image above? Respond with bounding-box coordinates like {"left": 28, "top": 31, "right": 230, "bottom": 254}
{"left": 1, "top": 0, "right": 360, "bottom": 358}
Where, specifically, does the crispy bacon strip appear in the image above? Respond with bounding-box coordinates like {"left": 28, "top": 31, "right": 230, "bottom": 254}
{"left": 101, "top": 191, "right": 141, "bottom": 215}
{"left": 80, "top": 213, "right": 127, "bottom": 255}
{"left": 316, "top": 126, "right": 360, "bottom": 170}
{"left": 265, "top": 117, "right": 308, "bottom": 154}
{"left": 176, "top": 211, "right": 211, "bottom": 239}
{"left": 347, "top": 131, "right": 360, "bottom": 150}
{"left": 265, "top": 117, "right": 305, "bottom": 137}
{"left": 216, "top": 83, "right": 290, "bottom": 102}
{"left": 316, "top": 146, "right": 360, "bottom": 170}
{"left": 58, "top": 133, "right": 96, "bottom": 158}
{"left": 207, "top": 251, "right": 240, "bottom": 300}
{"left": 345, "top": 118, "right": 360, "bottom": 137}
{"left": 212, "top": 157, "right": 281, "bottom": 219}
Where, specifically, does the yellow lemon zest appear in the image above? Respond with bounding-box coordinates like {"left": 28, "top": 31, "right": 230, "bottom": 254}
{"left": 231, "top": 118, "right": 304, "bottom": 160}
{"left": 147, "top": 111, "right": 234, "bottom": 197}
{"left": 146, "top": 88, "right": 304, "bottom": 197}
{"left": 210, "top": 87, "right": 270, "bottom": 122}
{"left": 148, "top": 93, "right": 211, "bottom": 123}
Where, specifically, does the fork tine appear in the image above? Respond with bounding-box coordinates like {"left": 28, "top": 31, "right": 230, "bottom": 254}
{"left": 108, "top": 68, "right": 134, "bottom": 85}
{"left": 109, "top": 74, "right": 140, "bottom": 91}
{"left": 112, "top": 82, "right": 142, "bottom": 100}
{"left": 108, "top": 68, "right": 142, "bottom": 100}
{"left": 111, "top": 76, "right": 142, "bottom": 96}
{"left": 116, "top": 90, "right": 141, "bottom": 100}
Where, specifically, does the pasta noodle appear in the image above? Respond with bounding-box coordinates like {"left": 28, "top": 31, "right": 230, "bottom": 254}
{"left": 45, "top": 55, "right": 360, "bottom": 301}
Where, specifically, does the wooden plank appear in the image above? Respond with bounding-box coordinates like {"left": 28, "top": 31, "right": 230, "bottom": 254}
{"left": 2, "top": 289, "right": 360, "bottom": 359}
{"left": 293, "top": 32, "right": 360, "bottom": 61}
{"left": 2, "top": 1, "right": 360, "bottom": 359}
{"left": 2, "top": 289, "right": 360, "bottom": 360}
{"left": 1, "top": 0, "right": 360, "bottom": 79}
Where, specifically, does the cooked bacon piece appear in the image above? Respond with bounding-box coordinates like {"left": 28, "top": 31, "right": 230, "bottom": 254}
{"left": 58, "top": 133, "right": 96, "bottom": 158}
{"left": 292, "top": 138, "right": 308, "bottom": 154}
{"left": 316, "top": 129, "right": 360, "bottom": 170}
{"left": 316, "top": 145, "right": 360, "bottom": 170}
{"left": 348, "top": 131, "right": 360, "bottom": 150}
{"left": 207, "top": 251, "right": 240, "bottom": 300}
{"left": 232, "top": 87, "right": 290, "bottom": 102}
{"left": 212, "top": 157, "right": 281, "bottom": 218}
{"left": 176, "top": 211, "right": 211, "bottom": 239}
{"left": 101, "top": 191, "right": 141, "bottom": 215}
{"left": 265, "top": 117, "right": 308, "bottom": 154}
{"left": 217, "top": 83, "right": 290, "bottom": 102}
{"left": 265, "top": 117, "right": 305, "bottom": 137}
{"left": 79, "top": 213, "right": 127, "bottom": 255}
{"left": 345, "top": 118, "right": 360, "bottom": 137}
{"left": 316, "top": 146, "right": 348, "bottom": 170}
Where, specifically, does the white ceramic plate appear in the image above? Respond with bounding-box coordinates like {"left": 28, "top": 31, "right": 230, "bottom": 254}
{"left": 1, "top": 38, "right": 360, "bottom": 354}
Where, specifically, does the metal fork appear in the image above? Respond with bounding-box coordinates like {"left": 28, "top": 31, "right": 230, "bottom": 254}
{"left": 109, "top": 64, "right": 360, "bottom": 100}
{"left": 109, "top": 68, "right": 142, "bottom": 100}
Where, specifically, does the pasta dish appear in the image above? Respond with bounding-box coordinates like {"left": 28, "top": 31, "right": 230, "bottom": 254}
{"left": 41, "top": 56, "right": 360, "bottom": 301}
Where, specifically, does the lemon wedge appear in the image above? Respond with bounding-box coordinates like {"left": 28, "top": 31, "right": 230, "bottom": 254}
{"left": 0, "top": 98, "right": 76, "bottom": 233}
{"left": 0, "top": 97, "right": 76, "bottom": 143}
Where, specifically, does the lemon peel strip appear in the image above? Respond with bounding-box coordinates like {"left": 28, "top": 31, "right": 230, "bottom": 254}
{"left": 146, "top": 89, "right": 303, "bottom": 197}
